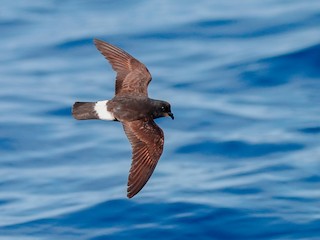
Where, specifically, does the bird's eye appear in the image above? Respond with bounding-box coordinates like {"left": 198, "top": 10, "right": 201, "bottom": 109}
{"left": 161, "top": 106, "right": 165, "bottom": 111}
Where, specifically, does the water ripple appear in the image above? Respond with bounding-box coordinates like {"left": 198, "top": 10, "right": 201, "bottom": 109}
{"left": 1, "top": 0, "right": 320, "bottom": 239}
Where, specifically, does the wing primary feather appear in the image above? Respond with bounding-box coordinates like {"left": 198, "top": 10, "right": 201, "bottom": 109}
{"left": 122, "top": 120, "right": 164, "bottom": 198}
{"left": 94, "top": 38, "right": 152, "bottom": 96}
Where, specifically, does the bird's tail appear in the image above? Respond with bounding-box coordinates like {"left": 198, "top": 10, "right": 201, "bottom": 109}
{"left": 72, "top": 100, "right": 115, "bottom": 121}
{"left": 72, "top": 102, "right": 98, "bottom": 120}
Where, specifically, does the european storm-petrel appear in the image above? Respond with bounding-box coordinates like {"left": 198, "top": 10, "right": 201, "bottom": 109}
{"left": 72, "top": 39, "right": 174, "bottom": 198}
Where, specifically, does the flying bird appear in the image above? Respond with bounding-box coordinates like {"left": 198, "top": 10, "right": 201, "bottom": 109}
{"left": 72, "top": 39, "right": 174, "bottom": 198}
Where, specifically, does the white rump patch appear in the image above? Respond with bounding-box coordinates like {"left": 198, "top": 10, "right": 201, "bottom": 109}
{"left": 94, "top": 100, "right": 115, "bottom": 120}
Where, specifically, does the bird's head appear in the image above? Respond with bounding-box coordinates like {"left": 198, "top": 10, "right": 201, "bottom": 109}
{"left": 154, "top": 101, "right": 174, "bottom": 120}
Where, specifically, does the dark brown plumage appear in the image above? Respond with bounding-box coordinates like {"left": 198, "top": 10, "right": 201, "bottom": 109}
{"left": 72, "top": 39, "right": 173, "bottom": 198}
{"left": 94, "top": 38, "right": 151, "bottom": 97}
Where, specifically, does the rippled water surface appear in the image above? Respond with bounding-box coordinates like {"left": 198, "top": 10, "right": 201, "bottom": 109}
{"left": 1, "top": 0, "right": 320, "bottom": 239}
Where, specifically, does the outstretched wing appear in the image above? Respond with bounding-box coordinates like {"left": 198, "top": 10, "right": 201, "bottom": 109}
{"left": 122, "top": 119, "right": 164, "bottom": 198}
{"left": 94, "top": 39, "right": 152, "bottom": 97}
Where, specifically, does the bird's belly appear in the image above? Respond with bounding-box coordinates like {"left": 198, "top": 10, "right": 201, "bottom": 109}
{"left": 110, "top": 105, "right": 147, "bottom": 122}
{"left": 107, "top": 97, "right": 152, "bottom": 122}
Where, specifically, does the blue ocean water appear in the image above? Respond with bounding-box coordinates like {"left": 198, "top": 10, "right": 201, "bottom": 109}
{"left": 1, "top": 0, "right": 320, "bottom": 239}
